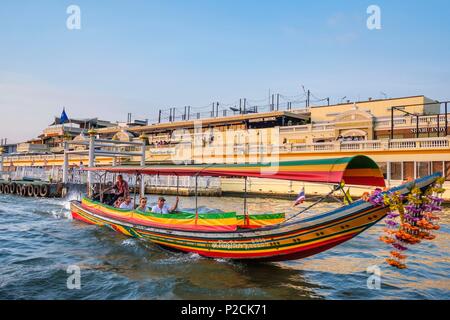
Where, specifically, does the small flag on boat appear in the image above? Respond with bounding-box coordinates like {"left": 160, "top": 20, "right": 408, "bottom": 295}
{"left": 60, "top": 108, "right": 69, "bottom": 124}
{"left": 294, "top": 187, "right": 306, "bottom": 206}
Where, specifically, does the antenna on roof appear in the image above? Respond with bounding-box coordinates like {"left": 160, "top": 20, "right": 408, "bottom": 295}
{"left": 301, "top": 85, "right": 311, "bottom": 107}
{"left": 301, "top": 85, "right": 307, "bottom": 95}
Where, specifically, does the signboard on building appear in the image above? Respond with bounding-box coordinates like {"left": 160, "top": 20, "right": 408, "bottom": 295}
{"left": 411, "top": 127, "right": 447, "bottom": 134}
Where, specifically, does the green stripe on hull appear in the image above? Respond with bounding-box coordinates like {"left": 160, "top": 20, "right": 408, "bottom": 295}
{"left": 237, "top": 213, "right": 285, "bottom": 220}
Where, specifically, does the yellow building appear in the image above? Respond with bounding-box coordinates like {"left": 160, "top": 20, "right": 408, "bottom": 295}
{"left": 2, "top": 95, "right": 450, "bottom": 198}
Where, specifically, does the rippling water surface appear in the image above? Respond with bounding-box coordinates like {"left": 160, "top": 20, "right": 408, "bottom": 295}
{"left": 0, "top": 193, "right": 449, "bottom": 300}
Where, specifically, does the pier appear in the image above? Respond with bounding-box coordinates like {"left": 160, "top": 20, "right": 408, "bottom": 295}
{"left": 0, "top": 179, "right": 66, "bottom": 198}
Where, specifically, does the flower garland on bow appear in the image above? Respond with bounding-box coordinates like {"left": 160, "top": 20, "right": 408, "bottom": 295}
{"left": 367, "top": 177, "right": 445, "bottom": 269}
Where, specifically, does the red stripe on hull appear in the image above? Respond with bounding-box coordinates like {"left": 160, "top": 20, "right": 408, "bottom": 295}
{"left": 155, "top": 232, "right": 357, "bottom": 261}
{"left": 71, "top": 211, "right": 97, "bottom": 225}
{"left": 256, "top": 233, "right": 356, "bottom": 262}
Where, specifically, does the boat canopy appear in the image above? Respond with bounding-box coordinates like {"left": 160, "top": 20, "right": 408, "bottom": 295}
{"left": 85, "top": 155, "right": 386, "bottom": 187}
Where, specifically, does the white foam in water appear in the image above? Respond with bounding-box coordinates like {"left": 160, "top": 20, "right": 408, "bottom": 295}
{"left": 32, "top": 192, "right": 79, "bottom": 220}
{"left": 65, "top": 191, "right": 82, "bottom": 205}
{"left": 187, "top": 252, "right": 201, "bottom": 260}
{"left": 59, "top": 191, "right": 81, "bottom": 220}
{"left": 50, "top": 208, "right": 72, "bottom": 220}
{"left": 122, "top": 239, "right": 137, "bottom": 247}
{"left": 214, "top": 258, "right": 230, "bottom": 264}
{"left": 155, "top": 252, "right": 203, "bottom": 265}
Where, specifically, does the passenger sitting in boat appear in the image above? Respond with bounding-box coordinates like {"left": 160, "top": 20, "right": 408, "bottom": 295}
{"left": 114, "top": 197, "right": 124, "bottom": 208}
{"left": 150, "top": 196, "right": 179, "bottom": 214}
{"left": 137, "top": 197, "right": 149, "bottom": 212}
{"left": 119, "top": 196, "right": 134, "bottom": 210}
{"left": 105, "top": 175, "right": 130, "bottom": 206}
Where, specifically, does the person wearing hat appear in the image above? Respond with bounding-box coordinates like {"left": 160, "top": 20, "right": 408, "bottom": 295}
{"left": 151, "top": 196, "right": 179, "bottom": 214}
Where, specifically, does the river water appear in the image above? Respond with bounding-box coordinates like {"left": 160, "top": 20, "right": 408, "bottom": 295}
{"left": 0, "top": 193, "right": 449, "bottom": 300}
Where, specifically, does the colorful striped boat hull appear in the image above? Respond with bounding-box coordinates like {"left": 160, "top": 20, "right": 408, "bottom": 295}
{"left": 70, "top": 174, "right": 439, "bottom": 261}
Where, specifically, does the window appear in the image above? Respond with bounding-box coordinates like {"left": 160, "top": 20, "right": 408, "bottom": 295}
{"left": 378, "top": 162, "right": 387, "bottom": 179}
{"left": 403, "top": 162, "right": 414, "bottom": 181}
{"left": 390, "top": 162, "right": 402, "bottom": 180}
{"left": 445, "top": 162, "right": 450, "bottom": 181}
{"left": 432, "top": 162, "right": 444, "bottom": 175}
{"left": 416, "top": 162, "right": 430, "bottom": 178}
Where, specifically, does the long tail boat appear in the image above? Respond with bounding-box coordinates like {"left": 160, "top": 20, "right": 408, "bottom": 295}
{"left": 70, "top": 155, "right": 441, "bottom": 262}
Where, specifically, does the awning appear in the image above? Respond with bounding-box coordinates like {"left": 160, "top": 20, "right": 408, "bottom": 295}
{"left": 85, "top": 155, "right": 386, "bottom": 187}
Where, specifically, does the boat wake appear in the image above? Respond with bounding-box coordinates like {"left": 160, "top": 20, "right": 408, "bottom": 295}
{"left": 154, "top": 252, "right": 204, "bottom": 265}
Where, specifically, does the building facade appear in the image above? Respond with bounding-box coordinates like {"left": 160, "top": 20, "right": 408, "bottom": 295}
{"left": 2, "top": 95, "right": 450, "bottom": 197}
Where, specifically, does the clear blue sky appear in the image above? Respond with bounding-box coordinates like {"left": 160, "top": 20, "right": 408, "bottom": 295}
{"left": 1, "top": 0, "right": 449, "bottom": 142}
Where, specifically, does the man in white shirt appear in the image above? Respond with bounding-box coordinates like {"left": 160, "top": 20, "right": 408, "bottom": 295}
{"left": 151, "top": 196, "right": 179, "bottom": 214}
{"left": 119, "top": 196, "right": 134, "bottom": 210}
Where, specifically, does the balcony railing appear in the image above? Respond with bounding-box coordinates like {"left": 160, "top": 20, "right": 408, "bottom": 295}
{"left": 339, "top": 140, "right": 382, "bottom": 151}
{"left": 389, "top": 137, "right": 449, "bottom": 149}
{"left": 279, "top": 114, "right": 450, "bottom": 132}
{"left": 280, "top": 123, "right": 335, "bottom": 133}
{"left": 375, "top": 114, "right": 450, "bottom": 129}
{"left": 150, "top": 137, "right": 450, "bottom": 155}
{"left": 285, "top": 137, "right": 450, "bottom": 153}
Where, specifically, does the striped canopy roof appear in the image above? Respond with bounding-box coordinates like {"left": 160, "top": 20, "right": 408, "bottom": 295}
{"left": 86, "top": 155, "right": 386, "bottom": 187}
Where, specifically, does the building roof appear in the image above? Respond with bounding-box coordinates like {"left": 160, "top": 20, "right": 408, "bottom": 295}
{"left": 97, "top": 110, "right": 310, "bottom": 135}
{"left": 309, "top": 95, "right": 431, "bottom": 109}
{"left": 50, "top": 117, "right": 116, "bottom": 128}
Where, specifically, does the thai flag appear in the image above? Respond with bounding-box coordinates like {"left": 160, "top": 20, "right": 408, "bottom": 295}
{"left": 294, "top": 188, "right": 306, "bottom": 206}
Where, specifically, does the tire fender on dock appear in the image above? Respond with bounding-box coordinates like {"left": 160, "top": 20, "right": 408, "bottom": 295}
{"left": 39, "top": 184, "right": 49, "bottom": 198}
{"left": 15, "top": 184, "right": 22, "bottom": 196}
{"left": 9, "top": 183, "right": 16, "bottom": 194}
{"left": 0, "top": 184, "right": 4, "bottom": 194}
{"left": 4, "top": 184, "right": 10, "bottom": 194}
{"left": 27, "top": 185, "right": 34, "bottom": 197}
{"left": 33, "top": 185, "right": 40, "bottom": 197}
{"left": 21, "top": 185, "right": 28, "bottom": 197}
